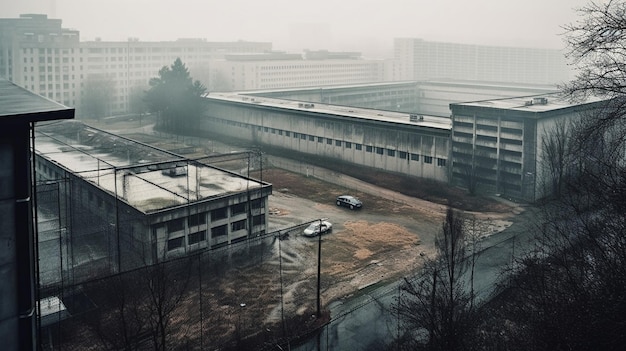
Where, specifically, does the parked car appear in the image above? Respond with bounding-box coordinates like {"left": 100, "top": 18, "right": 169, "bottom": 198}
{"left": 336, "top": 195, "right": 363, "bottom": 210}
{"left": 303, "top": 220, "right": 332, "bottom": 237}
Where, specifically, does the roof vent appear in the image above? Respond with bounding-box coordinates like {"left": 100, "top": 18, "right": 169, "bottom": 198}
{"left": 532, "top": 97, "right": 548, "bottom": 105}
{"left": 161, "top": 166, "right": 187, "bottom": 177}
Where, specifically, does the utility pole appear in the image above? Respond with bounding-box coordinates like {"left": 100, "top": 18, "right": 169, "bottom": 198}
{"left": 316, "top": 220, "right": 322, "bottom": 317}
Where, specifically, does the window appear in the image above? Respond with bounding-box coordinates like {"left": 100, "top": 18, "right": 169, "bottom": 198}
{"left": 212, "top": 225, "right": 227, "bottom": 237}
{"left": 387, "top": 149, "right": 395, "bottom": 157}
{"left": 231, "top": 219, "right": 247, "bottom": 231}
{"left": 326, "top": 138, "right": 333, "bottom": 145}
{"left": 376, "top": 147, "right": 384, "bottom": 155}
{"left": 398, "top": 151, "right": 407, "bottom": 159}
{"left": 317, "top": 137, "right": 323, "bottom": 143}
{"left": 167, "top": 237, "right": 184, "bottom": 251}
{"left": 188, "top": 231, "right": 206, "bottom": 245}
{"left": 309, "top": 135, "right": 315, "bottom": 141}
{"left": 285, "top": 131, "right": 291, "bottom": 137}
{"left": 168, "top": 218, "right": 184, "bottom": 232}
{"left": 345, "top": 142, "right": 352, "bottom": 149}
{"left": 251, "top": 198, "right": 265, "bottom": 209}
{"left": 253, "top": 214, "right": 265, "bottom": 226}
{"left": 230, "top": 203, "right": 246, "bottom": 215}
{"left": 279, "top": 130, "right": 283, "bottom": 135}
{"left": 437, "top": 158, "right": 447, "bottom": 167}
{"left": 366, "top": 145, "right": 373, "bottom": 153}
{"left": 211, "top": 207, "right": 228, "bottom": 220}
{"left": 188, "top": 213, "right": 206, "bottom": 227}
{"left": 300, "top": 133, "right": 307, "bottom": 140}
{"left": 335, "top": 140, "right": 342, "bottom": 147}
{"left": 424, "top": 156, "right": 433, "bottom": 164}
{"left": 293, "top": 132, "right": 299, "bottom": 138}
{"left": 355, "top": 144, "right": 362, "bottom": 150}
{"left": 411, "top": 153, "right": 419, "bottom": 161}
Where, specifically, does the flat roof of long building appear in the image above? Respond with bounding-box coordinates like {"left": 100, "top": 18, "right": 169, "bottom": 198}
{"left": 207, "top": 92, "right": 452, "bottom": 131}
{"left": 451, "top": 93, "right": 602, "bottom": 113}
{"left": 35, "top": 121, "right": 267, "bottom": 214}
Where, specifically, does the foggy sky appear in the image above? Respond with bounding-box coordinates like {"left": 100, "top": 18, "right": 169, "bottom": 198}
{"left": 1, "top": 0, "right": 593, "bottom": 57}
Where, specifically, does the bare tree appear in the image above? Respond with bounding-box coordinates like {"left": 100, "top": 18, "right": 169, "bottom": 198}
{"left": 143, "top": 258, "right": 192, "bottom": 351}
{"left": 85, "top": 257, "right": 193, "bottom": 350}
{"left": 480, "top": 4, "right": 626, "bottom": 348}
{"left": 394, "top": 208, "right": 481, "bottom": 351}
{"left": 456, "top": 149, "right": 492, "bottom": 196}
{"left": 539, "top": 118, "right": 575, "bottom": 198}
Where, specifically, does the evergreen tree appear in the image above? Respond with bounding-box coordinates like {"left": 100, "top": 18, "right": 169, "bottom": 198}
{"left": 145, "top": 58, "right": 206, "bottom": 132}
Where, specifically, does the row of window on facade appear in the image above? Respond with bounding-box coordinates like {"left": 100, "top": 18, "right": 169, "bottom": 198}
{"left": 166, "top": 213, "right": 266, "bottom": 251}
{"left": 166, "top": 200, "right": 264, "bottom": 231}
{"left": 215, "top": 117, "right": 448, "bottom": 167}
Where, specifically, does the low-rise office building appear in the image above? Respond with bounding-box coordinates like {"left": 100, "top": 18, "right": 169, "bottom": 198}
{"left": 450, "top": 95, "right": 602, "bottom": 201}
{"left": 34, "top": 120, "right": 272, "bottom": 283}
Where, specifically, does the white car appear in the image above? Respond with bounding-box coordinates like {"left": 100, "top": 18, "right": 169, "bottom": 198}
{"left": 303, "top": 220, "right": 333, "bottom": 237}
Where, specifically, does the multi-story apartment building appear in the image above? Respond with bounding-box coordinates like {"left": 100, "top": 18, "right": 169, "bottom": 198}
{"left": 0, "top": 14, "right": 80, "bottom": 107}
{"left": 0, "top": 14, "right": 272, "bottom": 116}
{"left": 393, "top": 38, "right": 572, "bottom": 85}
{"left": 209, "top": 51, "right": 385, "bottom": 91}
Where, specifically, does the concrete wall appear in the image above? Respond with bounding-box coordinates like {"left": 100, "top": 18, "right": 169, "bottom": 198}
{"left": 0, "top": 124, "right": 36, "bottom": 351}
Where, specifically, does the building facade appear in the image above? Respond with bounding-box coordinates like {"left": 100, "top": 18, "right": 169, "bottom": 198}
{"left": 209, "top": 52, "right": 385, "bottom": 91}
{"left": 449, "top": 95, "right": 601, "bottom": 201}
{"left": 203, "top": 93, "right": 452, "bottom": 182}
{"left": 248, "top": 81, "right": 420, "bottom": 112}
{"left": 393, "top": 38, "right": 572, "bottom": 85}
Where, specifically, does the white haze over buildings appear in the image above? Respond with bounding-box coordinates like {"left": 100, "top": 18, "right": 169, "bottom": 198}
{"left": 1, "top": 0, "right": 591, "bottom": 57}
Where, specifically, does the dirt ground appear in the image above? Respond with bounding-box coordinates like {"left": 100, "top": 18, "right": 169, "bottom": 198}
{"left": 258, "top": 168, "right": 517, "bottom": 317}
{"left": 77, "top": 118, "right": 521, "bottom": 347}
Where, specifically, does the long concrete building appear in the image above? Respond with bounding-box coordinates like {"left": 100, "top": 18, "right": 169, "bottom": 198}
{"left": 206, "top": 93, "right": 452, "bottom": 181}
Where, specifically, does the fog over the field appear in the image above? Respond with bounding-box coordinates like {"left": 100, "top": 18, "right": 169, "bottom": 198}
{"left": 1, "top": 0, "right": 591, "bottom": 57}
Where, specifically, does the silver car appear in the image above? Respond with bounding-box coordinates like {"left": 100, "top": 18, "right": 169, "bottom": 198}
{"left": 303, "top": 220, "right": 333, "bottom": 237}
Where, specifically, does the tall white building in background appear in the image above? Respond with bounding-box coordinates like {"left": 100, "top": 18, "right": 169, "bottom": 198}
{"left": 392, "top": 38, "right": 572, "bottom": 85}
{"left": 209, "top": 51, "right": 385, "bottom": 91}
